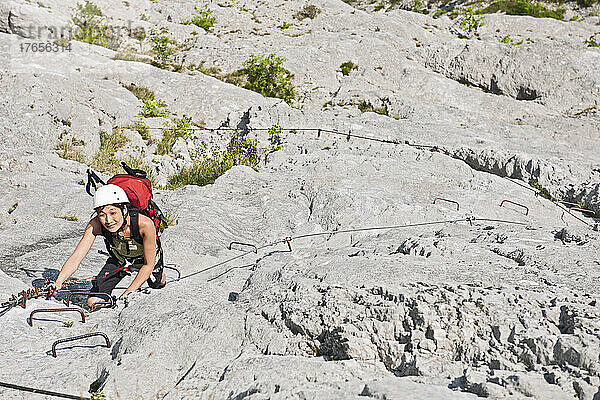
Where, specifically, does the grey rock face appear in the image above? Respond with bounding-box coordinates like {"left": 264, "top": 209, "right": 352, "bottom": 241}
{"left": 1, "top": 0, "right": 600, "bottom": 399}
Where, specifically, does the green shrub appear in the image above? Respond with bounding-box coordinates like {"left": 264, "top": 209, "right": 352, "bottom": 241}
{"left": 459, "top": 6, "right": 485, "bottom": 37}
{"left": 577, "top": 0, "right": 594, "bottom": 7}
{"left": 413, "top": 0, "right": 428, "bottom": 14}
{"left": 358, "top": 100, "right": 388, "bottom": 115}
{"left": 584, "top": 34, "right": 600, "bottom": 47}
{"left": 293, "top": 4, "right": 321, "bottom": 20}
{"left": 241, "top": 54, "right": 296, "bottom": 105}
{"left": 167, "top": 152, "right": 237, "bottom": 188}
{"left": 227, "top": 131, "right": 261, "bottom": 166}
{"left": 133, "top": 118, "right": 151, "bottom": 143}
{"left": 167, "top": 127, "right": 285, "bottom": 189}
{"left": 483, "top": 0, "right": 565, "bottom": 20}
{"left": 122, "top": 83, "right": 155, "bottom": 101}
{"left": 185, "top": 6, "right": 216, "bottom": 31}
{"left": 168, "top": 134, "right": 260, "bottom": 189}
{"left": 268, "top": 124, "right": 283, "bottom": 151}
{"left": 339, "top": 61, "right": 358, "bottom": 76}
{"left": 157, "top": 115, "right": 193, "bottom": 155}
{"left": 149, "top": 28, "right": 175, "bottom": 68}
{"left": 70, "top": 1, "right": 119, "bottom": 49}
{"left": 91, "top": 128, "right": 130, "bottom": 173}
{"left": 141, "top": 97, "right": 170, "bottom": 118}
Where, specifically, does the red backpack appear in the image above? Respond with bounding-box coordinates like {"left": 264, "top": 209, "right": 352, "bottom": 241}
{"left": 86, "top": 162, "right": 167, "bottom": 240}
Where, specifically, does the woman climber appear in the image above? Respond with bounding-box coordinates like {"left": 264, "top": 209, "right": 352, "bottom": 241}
{"left": 53, "top": 184, "right": 166, "bottom": 309}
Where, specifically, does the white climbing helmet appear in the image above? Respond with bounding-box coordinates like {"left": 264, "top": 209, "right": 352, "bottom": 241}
{"left": 93, "top": 184, "right": 129, "bottom": 209}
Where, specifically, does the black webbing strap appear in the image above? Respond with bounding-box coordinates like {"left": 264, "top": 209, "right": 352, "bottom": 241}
{"left": 85, "top": 169, "right": 105, "bottom": 197}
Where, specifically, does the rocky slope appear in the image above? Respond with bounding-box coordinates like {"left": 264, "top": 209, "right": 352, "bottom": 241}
{"left": 1, "top": 0, "right": 599, "bottom": 399}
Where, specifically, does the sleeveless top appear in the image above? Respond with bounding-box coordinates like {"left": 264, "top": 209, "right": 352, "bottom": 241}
{"left": 101, "top": 209, "right": 161, "bottom": 267}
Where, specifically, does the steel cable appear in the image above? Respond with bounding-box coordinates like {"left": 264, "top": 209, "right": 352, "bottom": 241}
{"left": 0, "top": 381, "right": 91, "bottom": 400}
{"left": 175, "top": 217, "right": 528, "bottom": 282}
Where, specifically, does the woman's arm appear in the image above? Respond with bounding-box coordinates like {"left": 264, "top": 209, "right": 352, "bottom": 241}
{"left": 54, "top": 217, "right": 101, "bottom": 291}
{"left": 122, "top": 214, "right": 157, "bottom": 295}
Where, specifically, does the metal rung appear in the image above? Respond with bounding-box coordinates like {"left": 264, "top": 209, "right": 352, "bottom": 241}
{"left": 500, "top": 200, "right": 529, "bottom": 216}
{"left": 52, "top": 332, "right": 111, "bottom": 358}
{"left": 433, "top": 197, "right": 460, "bottom": 211}
{"left": 28, "top": 308, "right": 86, "bottom": 327}
{"left": 228, "top": 241, "right": 257, "bottom": 253}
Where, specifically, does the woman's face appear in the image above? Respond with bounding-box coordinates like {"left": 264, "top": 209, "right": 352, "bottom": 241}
{"left": 97, "top": 205, "right": 124, "bottom": 232}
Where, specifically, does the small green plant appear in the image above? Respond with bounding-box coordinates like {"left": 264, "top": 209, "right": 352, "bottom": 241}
{"left": 293, "top": 4, "right": 321, "bottom": 20}
{"left": 141, "top": 97, "right": 170, "bottom": 118}
{"left": 358, "top": 100, "right": 388, "bottom": 115}
{"left": 483, "top": 0, "right": 565, "bottom": 20}
{"left": 185, "top": 6, "right": 216, "bottom": 31}
{"left": 133, "top": 118, "right": 151, "bottom": 143}
{"left": 56, "top": 139, "right": 86, "bottom": 163}
{"left": 501, "top": 34, "right": 511, "bottom": 43}
{"left": 90, "top": 391, "right": 106, "bottom": 400}
{"left": 584, "top": 34, "right": 600, "bottom": 47}
{"left": 140, "top": 13, "right": 149, "bottom": 21}
{"left": 149, "top": 28, "right": 175, "bottom": 68}
{"left": 267, "top": 124, "right": 283, "bottom": 151}
{"left": 413, "top": 0, "right": 428, "bottom": 14}
{"left": 241, "top": 54, "right": 296, "bottom": 105}
{"left": 91, "top": 128, "right": 130, "bottom": 173}
{"left": 339, "top": 61, "right": 358, "bottom": 76}
{"left": 157, "top": 115, "right": 194, "bottom": 155}
{"left": 122, "top": 83, "right": 155, "bottom": 101}
{"left": 8, "top": 202, "right": 18, "bottom": 214}
{"left": 459, "top": 6, "right": 485, "bottom": 37}
{"left": 62, "top": 321, "right": 74, "bottom": 327}
{"left": 54, "top": 215, "right": 79, "bottom": 221}
{"left": 529, "top": 180, "right": 553, "bottom": 200}
{"left": 112, "top": 51, "right": 152, "bottom": 64}
{"left": 163, "top": 208, "right": 179, "bottom": 226}
{"left": 278, "top": 21, "right": 291, "bottom": 29}
{"left": 129, "top": 27, "right": 146, "bottom": 51}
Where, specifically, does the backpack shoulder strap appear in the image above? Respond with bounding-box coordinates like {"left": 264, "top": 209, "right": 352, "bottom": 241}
{"left": 129, "top": 208, "right": 143, "bottom": 243}
{"left": 129, "top": 208, "right": 162, "bottom": 249}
